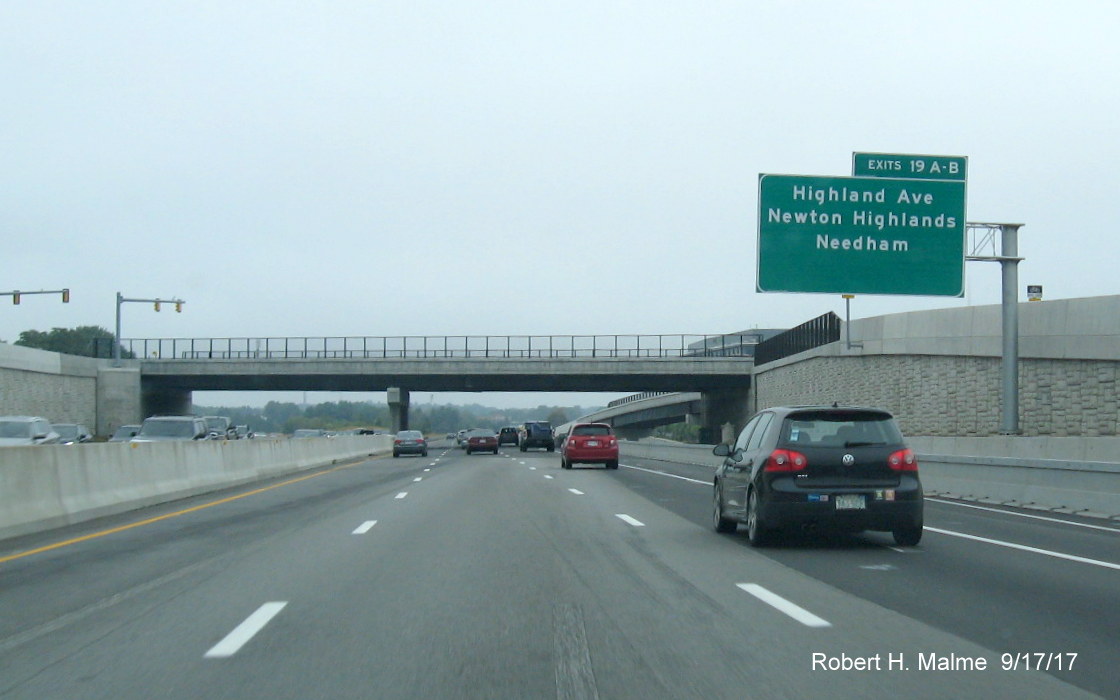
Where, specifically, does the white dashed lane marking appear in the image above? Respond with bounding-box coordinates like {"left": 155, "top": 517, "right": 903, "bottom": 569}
{"left": 204, "top": 602, "right": 288, "bottom": 658}
{"left": 352, "top": 520, "right": 378, "bottom": 535}
{"left": 736, "top": 584, "right": 831, "bottom": 628}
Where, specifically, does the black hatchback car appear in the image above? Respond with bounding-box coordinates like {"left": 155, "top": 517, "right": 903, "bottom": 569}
{"left": 712, "top": 405, "right": 923, "bottom": 547}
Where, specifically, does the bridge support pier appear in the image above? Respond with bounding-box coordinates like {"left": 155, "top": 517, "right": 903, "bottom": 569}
{"left": 388, "top": 387, "right": 409, "bottom": 433}
{"left": 97, "top": 367, "right": 142, "bottom": 436}
{"left": 699, "top": 387, "right": 752, "bottom": 444}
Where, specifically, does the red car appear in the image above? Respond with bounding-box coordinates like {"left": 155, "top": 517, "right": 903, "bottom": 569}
{"left": 560, "top": 423, "right": 619, "bottom": 470}
{"left": 465, "top": 428, "right": 499, "bottom": 455}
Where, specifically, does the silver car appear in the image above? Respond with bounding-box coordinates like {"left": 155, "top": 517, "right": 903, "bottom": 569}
{"left": 53, "top": 423, "right": 93, "bottom": 445}
{"left": 131, "top": 416, "right": 211, "bottom": 442}
{"left": 0, "top": 416, "right": 60, "bottom": 446}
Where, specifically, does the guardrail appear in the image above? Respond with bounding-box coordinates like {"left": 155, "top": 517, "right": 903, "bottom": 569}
{"left": 96, "top": 334, "right": 762, "bottom": 360}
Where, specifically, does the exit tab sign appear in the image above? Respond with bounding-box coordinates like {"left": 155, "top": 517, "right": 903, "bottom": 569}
{"left": 853, "top": 152, "right": 967, "bottom": 181}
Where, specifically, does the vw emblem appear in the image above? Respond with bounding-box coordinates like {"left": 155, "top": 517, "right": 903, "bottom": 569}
{"left": 842, "top": 454, "right": 856, "bottom": 466}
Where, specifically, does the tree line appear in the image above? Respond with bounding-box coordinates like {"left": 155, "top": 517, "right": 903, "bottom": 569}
{"left": 193, "top": 401, "right": 581, "bottom": 436}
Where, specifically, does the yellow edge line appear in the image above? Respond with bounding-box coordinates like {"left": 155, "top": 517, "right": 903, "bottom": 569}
{"left": 0, "top": 456, "right": 375, "bottom": 566}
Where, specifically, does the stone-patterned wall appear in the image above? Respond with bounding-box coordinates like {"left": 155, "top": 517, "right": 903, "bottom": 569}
{"left": 754, "top": 355, "right": 1120, "bottom": 437}
{"left": 0, "top": 367, "right": 97, "bottom": 427}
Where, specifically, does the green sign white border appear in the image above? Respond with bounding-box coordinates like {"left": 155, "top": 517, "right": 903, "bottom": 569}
{"left": 755, "top": 172, "right": 967, "bottom": 297}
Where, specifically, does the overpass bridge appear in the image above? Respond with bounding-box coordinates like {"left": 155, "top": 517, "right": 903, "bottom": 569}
{"left": 100, "top": 333, "right": 759, "bottom": 436}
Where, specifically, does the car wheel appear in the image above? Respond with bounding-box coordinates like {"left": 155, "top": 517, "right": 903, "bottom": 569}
{"left": 713, "top": 485, "right": 737, "bottom": 533}
{"left": 892, "top": 525, "right": 923, "bottom": 546}
{"left": 746, "top": 489, "right": 772, "bottom": 546}
{"left": 606, "top": 460, "right": 618, "bottom": 470}
{"left": 547, "top": 445, "right": 554, "bottom": 452}
{"left": 561, "top": 457, "right": 571, "bottom": 469}
{"left": 519, "top": 444, "right": 527, "bottom": 452}
{"left": 393, "top": 451, "right": 399, "bottom": 458}
{"left": 466, "top": 447, "right": 472, "bottom": 455}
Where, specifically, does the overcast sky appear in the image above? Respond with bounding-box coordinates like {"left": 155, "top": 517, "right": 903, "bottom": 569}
{"left": 3, "top": 2, "right": 1118, "bottom": 409}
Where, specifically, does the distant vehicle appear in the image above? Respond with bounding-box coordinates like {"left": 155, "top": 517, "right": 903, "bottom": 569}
{"left": 712, "top": 405, "right": 923, "bottom": 547}
{"left": 131, "top": 416, "right": 211, "bottom": 442}
{"left": 497, "top": 426, "right": 520, "bottom": 446}
{"left": 519, "top": 421, "right": 554, "bottom": 452}
{"left": 456, "top": 429, "right": 473, "bottom": 449}
{"left": 202, "top": 415, "right": 236, "bottom": 440}
{"left": 465, "top": 428, "right": 499, "bottom": 455}
{"left": 393, "top": 430, "right": 428, "bottom": 457}
{"left": 292, "top": 429, "right": 326, "bottom": 438}
{"left": 53, "top": 423, "right": 93, "bottom": 445}
{"left": 560, "top": 423, "right": 619, "bottom": 470}
{"left": 234, "top": 425, "right": 253, "bottom": 439}
{"left": 0, "top": 416, "right": 60, "bottom": 446}
{"left": 108, "top": 424, "right": 141, "bottom": 442}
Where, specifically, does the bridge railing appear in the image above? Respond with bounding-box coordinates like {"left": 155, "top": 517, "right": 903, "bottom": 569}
{"left": 106, "top": 334, "right": 761, "bottom": 360}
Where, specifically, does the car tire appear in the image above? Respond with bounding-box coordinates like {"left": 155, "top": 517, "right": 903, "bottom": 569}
{"left": 892, "top": 525, "right": 923, "bottom": 546}
{"left": 520, "top": 444, "right": 527, "bottom": 452}
{"left": 713, "top": 485, "right": 737, "bottom": 533}
{"left": 606, "top": 460, "right": 618, "bottom": 470}
{"left": 466, "top": 447, "right": 472, "bottom": 455}
{"left": 547, "top": 445, "right": 554, "bottom": 452}
{"left": 393, "top": 451, "right": 399, "bottom": 458}
{"left": 561, "top": 457, "right": 571, "bottom": 469}
{"left": 746, "top": 489, "right": 772, "bottom": 546}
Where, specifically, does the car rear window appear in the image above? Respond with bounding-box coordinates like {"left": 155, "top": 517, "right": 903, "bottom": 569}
{"left": 780, "top": 410, "right": 902, "bottom": 448}
{"left": 572, "top": 425, "right": 611, "bottom": 436}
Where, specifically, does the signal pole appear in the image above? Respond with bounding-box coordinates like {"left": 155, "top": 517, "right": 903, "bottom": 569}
{"left": 2, "top": 288, "right": 71, "bottom": 305}
{"left": 114, "top": 292, "right": 185, "bottom": 367}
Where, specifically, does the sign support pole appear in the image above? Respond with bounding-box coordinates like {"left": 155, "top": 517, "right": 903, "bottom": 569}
{"left": 999, "top": 224, "right": 1022, "bottom": 434}
{"left": 965, "top": 222, "right": 1025, "bottom": 435}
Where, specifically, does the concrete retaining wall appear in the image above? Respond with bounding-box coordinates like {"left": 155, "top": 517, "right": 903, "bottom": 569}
{"left": 620, "top": 437, "right": 1120, "bottom": 520}
{"left": 0, "top": 342, "right": 99, "bottom": 429}
{"left": 0, "top": 435, "right": 393, "bottom": 541}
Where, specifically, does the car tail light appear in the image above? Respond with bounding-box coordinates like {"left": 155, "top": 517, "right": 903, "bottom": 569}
{"left": 763, "top": 448, "right": 807, "bottom": 472}
{"left": 394, "top": 439, "right": 402, "bottom": 445}
{"left": 887, "top": 448, "right": 918, "bottom": 471}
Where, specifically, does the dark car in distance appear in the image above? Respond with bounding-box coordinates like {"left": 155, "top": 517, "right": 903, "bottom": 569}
{"left": 465, "top": 428, "right": 499, "bottom": 455}
{"left": 393, "top": 430, "right": 428, "bottom": 457}
{"left": 519, "top": 421, "right": 554, "bottom": 452}
{"left": 497, "top": 426, "right": 519, "bottom": 446}
{"left": 712, "top": 405, "right": 923, "bottom": 547}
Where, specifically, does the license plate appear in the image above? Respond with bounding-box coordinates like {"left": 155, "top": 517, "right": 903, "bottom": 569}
{"left": 835, "top": 494, "right": 866, "bottom": 510}
{"left": 586, "top": 440, "right": 599, "bottom": 447}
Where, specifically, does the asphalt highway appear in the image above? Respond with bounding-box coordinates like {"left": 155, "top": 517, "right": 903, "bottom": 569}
{"left": 0, "top": 440, "right": 1113, "bottom": 699}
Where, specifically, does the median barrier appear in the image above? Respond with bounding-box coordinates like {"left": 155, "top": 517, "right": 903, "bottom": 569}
{"left": 621, "top": 436, "right": 1120, "bottom": 519}
{"left": 0, "top": 435, "right": 393, "bottom": 541}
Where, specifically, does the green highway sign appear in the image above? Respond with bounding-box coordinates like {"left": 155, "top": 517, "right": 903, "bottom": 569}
{"left": 852, "top": 152, "right": 967, "bottom": 181}
{"left": 757, "top": 174, "right": 966, "bottom": 296}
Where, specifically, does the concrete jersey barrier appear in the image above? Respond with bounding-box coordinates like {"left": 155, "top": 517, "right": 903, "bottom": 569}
{"left": 0, "top": 435, "right": 393, "bottom": 541}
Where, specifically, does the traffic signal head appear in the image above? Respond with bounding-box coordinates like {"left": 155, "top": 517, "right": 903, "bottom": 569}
{"left": 62, "top": 289, "right": 70, "bottom": 303}
{"left": 11, "top": 292, "right": 18, "bottom": 305}
{"left": 175, "top": 302, "right": 182, "bottom": 313}
{"left": 154, "top": 301, "right": 161, "bottom": 312}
